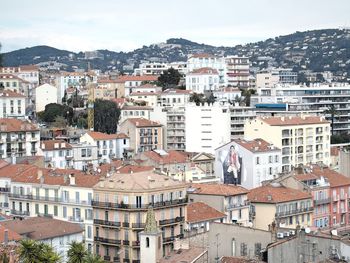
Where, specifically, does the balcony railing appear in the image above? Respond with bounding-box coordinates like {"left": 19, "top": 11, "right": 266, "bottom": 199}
{"left": 91, "top": 197, "right": 188, "bottom": 210}
{"left": 8, "top": 193, "right": 92, "bottom": 206}
{"left": 275, "top": 207, "right": 313, "bottom": 218}
{"left": 94, "top": 236, "right": 121, "bottom": 245}
{"left": 0, "top": 187, "right": 10, "bottom": 193}
{"left": 159, "top": 216, "right": 184, "bottom": 226}
{"left": 122, "top": 222, "right": 130, "bottom": 228}
{"left": 68, "top": 216, "right": 84, "bottom": 222}
{"left": 131, "top": 223, "right": 145, "bottom": 229}
{"left": 227, "top": 200, "right": 250, "bottom": 210}
{"left": 132, "top": 240, "right": 140, "bottom": 247}
{"left": 104, "top": 256, "right": 111, "bottom": 261}
{"left": 163, "top": 234, "right": 184, "bottom": 243}
{"left": 94, "top": 219, "right": 121, "bottom": 228}
{"left": 123, "top": 240, "right": 130, "bottom": 246}
{"left": 314, "top": 198, "right": 331, "bottom": 205}
{"left": 113, "top": 257, "right": 121, "bottom": 263}
{"left": 11, "top": 209, "right": 29, "bottom": 216}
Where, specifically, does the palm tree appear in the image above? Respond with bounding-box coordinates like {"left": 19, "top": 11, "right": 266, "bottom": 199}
{"left": 38, "top": 243, "right": 61, "bottom": 263}
{"left": 67, "top": 241, "right": 87, "bottom": 263}
{"left": 18, "top": 239, "right": 39, "bottom": 263}
{"left": 323, "top": 105, "right": 338, "bottom": 136}
{"left": 84, "top": 253, "right": 104, "bottom": 263}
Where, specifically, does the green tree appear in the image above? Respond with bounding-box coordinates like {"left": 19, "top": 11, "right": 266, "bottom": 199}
{"left": 316, "top": 73, "right": 325, "bottom": 82}
{"left": 324, "top": 105, "right": 339, "bottom": 136}
{"left": 206, "top": 92, "right": 216, "bottom": 104}
{"left": 94, "top": 99, "right": 121, "bottom": 133}
{"left": 158, "top": 68, "right": 181, "bottom": 89}
{"left": 240, "top": 89, "right": 256, "bottom": 106}
{"left": 84, "top": 253, "right": 104, "bottom": 263}
{"left": 189, "top": 93, "right": 206, "bottom": 105}
{"left": 18, "top": 240, "right": 61, "bottom": 263}
{"left": 52, "top": 115, "right": 68, "bottom": 128}
{"left": 67, "top": 241, "right": 87, "bottom": 263}
{"left": 39, "top": 103, "right": 73, "bottom": 124}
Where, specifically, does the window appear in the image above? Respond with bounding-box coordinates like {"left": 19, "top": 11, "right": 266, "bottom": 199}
{"left": 256, "top": 157, "right": 260, "bottom": 165}
{"left": 87, "top": 226, "right": 92, "bottom": 239}
{"left": 81, "top": 149, "right": 87, "bottom": 157}
{"left": 63, "top": 206, "right": 67, "bottom": 218}
{"left": 269, "top": 156, "right": 273, "bottom": 163}
{"left": 240, "top": 243, "right": 247, "bottom": 256}
{"left": 255, "top": 243, "right": 262, "bottom": 256}
{"left": 54, "top": 206, "right": 58, "bottom": 216}
{"left": 35, "top": 204, "right": 39, "bottom": 214}
{"left": 146, "top": 237, "right": 150, "bottom": 248}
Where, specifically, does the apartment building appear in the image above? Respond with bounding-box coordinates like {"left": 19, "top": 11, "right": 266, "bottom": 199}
{"left": 251, "top": 83, "right": 350, "bottom": 134}
{"left": 295, "top": 166, "right": 350, "bottom": 228}
{"left": 213, "top": 87, "right": 241, "bottom": 102}
{"left": 0, "top": 65, "right": 39, "bottom": 87}
{"left": 97, "top": 77, "right": 125, "bottom": 98}
{"left": 92, "top": 170, "right": 188, "bottom": 262}
{"left": 188, "top": 183, "right": 250, "bottom": 226}
{"left": 215, "top": 138, "right": 282, "bottom": 189}
{"left": 39, "top": 140, "right": 73, "bottom": 169}
{"left": 0, "top": 118, "right": 40, "bottom": 159}
{"left": 0, "top": 164, "right": 102, "bottom": 251}
{"left": 244, "top": 116, "right": 331, "bottom": 172}
{"left": 120, "top": 105, "right": 153, "bottom": 123}
{"left": 229, "top": 105, "right": 256, "bottom": 139}
{"left": 256, "top": 68, "right": 297, "bottom": 89}
{"left": 120, "top": 118, "right": 163, "bottom": 154}
{"left": 35, "top": 84, "right": 58, "bottom": 112}
{"left": 225, "top": 56, "right": 250, "bottom": 89}
{"left": 185, "top": 103, "right": 231, "bottom": 154}
{"left": 116, "top": 75, "right": 159, "bottom": 97}
{"left": 248, "top": 184, "right": 313, "bottom": 231}
{"left": 70, "top": 142, "right": 98, "bottom": 171}
{"left": 157, "top": 89, "right": 192, "bottom": 108}
{"left": 166, "top": 107, "right": 185, "bottom": 151}
{"left": 129, "top": 91, "right": 160, "bottom": 107}
{"left": 0, "top": 90, "right": 26, "bottom": 119}
{"left": 134, "top": 61, "right": 187, "bottom": 76}
{"left": 185, "top": 68, "right": 220, "bottom": 93}
{"left": 79, "top": 131, "right": 130, "bottom": 163}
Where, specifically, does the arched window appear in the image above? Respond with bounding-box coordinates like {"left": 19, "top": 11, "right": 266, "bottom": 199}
{"left": 146, "top": 237, "right": 150, "bottom": 248}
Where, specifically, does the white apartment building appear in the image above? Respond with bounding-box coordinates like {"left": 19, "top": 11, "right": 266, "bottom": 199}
{"left": 185, "top": 103, "right": 231, "bottom": 154}
{"left": 117, "top": 75, "right": 159, "bottom": 97}
{"left": 35, "top": 83, "right": 58, "bottom": 112}
{"left": 79, "top": 131, "right": 129, "bottom": 163}
{"left": 120, "top": 105, "right": 153, "bottom": 123}
{"left": 0, "top": 90, "right": 26, "bottom": 119}
{"left": 225, "top": 56, "right": 250, "bottom": 88}
{"left": 215, "top": 138, "right": 282, "bottom": 189}
{"left": 134, "top": 61, "right": 188, "bottom": 76}
{"left": 0, "top": 118, "right": 40, "bottom": 159}
{"left": 186, "top": 68, "right": 220, "bottom": 93}
{"left": 70, "top": 142, "right": 98, "bottom": 171}
{"left": 251, "top": 83, "right": 350, "bottom": 134}
{"left": 129, "top": 92, "right": 160, "bottom": 107}
{"left": 255, "top": 68, "right": 297, "bottom": 89}
{"left": 132, "top": 83, "right": 162, "bottom": 94}
{"left": 157, "top": 89, "right": 192, "bottom": 107}
{"left": 244, "top": 116, "right": 331, "bottom": 172}
{"left": 229, "top": 105, "right": 257, "bottom": 139}
{"left": 39, "top": 140, "right": 73, "bottom": 169}
{"left": 213, "top": 87, "right": 241, "bottom": 102}
{"left": 187, "top": 54, "right": 226, "bottom": 85}
{"left": 2, "top": 166, "right": 100, "bottom": 251}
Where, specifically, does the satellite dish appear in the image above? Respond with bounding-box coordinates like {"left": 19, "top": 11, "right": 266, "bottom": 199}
{"left": 331, "top": 229, "right": 338, "bottom": 236}
{"left": 305, "top": 227, "right": 311, "bottom": 234}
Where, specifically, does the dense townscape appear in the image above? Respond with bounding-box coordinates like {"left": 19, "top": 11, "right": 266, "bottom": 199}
{"left": 1, "top": 27, "right": 350, "bottom": 263}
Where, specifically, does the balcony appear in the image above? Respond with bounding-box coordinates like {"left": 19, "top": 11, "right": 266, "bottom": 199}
{"left": 91, "top": 197, "right": 188, "bottom": 211}
{"left": 163, "top": 234, "right": 184, "bottom": 243}
{"left": 94, "top": 237, "right": 121, "bottom": 246}
{"left": 94, "top": 219, "right": 121, "bottom": 228}
{"left": 122, "top": 222, "right": 130, "bottom": 227}
{"left": 0, "top": 187, "right": 10, "bottom": 193}
{"left": 123, "top": 240, "right": 130, "bottom": 246}
{"left": 275, "top": 207, "right": 313, "bottom": 218}
{"left": 65, "top": 155, "right": 73, "bottom": 161}
{"left": 0, "top": 202, "right": 9, "bottom": 208}
{"left": 159, "top": 216, "right": 185, "bottom": 226}
{"left": 11, "top": 209, "right": 29, "bottom": 216}
{"left": 68, "top": 216, "right": 84, "bottom": 223}
{"left": 104, "top": 256, "right": 111, "bottom": 261}
{"left": 132, "top": 240, "right": 140, "bottom": 247}
{"left": 131, "top": 223, "right": 145, "bottom": 229}
{"left": 109, "top": 153, "right": 115, "bottom": 158}
{"left": 314, "top": 198, "right": 331, "bottom": 205}
{"left": 132, "top": 260, "right": 140, "bottom": 263}
{"left": 44, "top": 156, "right": 52, "bottom": 162}
{"left": 227, "top": 200, "right": 250, "bottom": 210}
{"left": 113, "top": 257, "right": 121, "bottom": 263}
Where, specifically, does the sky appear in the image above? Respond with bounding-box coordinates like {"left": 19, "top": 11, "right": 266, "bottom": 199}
{"left": 1, "top": 0, "right": 350, "bottom": 53}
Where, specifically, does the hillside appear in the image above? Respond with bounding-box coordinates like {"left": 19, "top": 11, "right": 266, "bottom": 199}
{"left": 2, "top": 28, "right": 350, "bottom": 76}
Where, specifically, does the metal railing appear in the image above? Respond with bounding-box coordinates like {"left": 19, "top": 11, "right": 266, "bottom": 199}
{"left": 275, "top": 206, "right": 313, "bottom": 218}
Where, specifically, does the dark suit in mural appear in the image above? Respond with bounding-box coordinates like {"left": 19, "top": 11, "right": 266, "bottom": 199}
{"left": 223, "top": 145, "right": 242, "bottom": 185}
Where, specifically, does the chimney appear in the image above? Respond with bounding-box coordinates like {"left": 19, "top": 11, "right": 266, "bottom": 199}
{"left": 69, "top": 174, "right": 76, "bottom": 185}
{"left": 11, "top": 154, "right": 16, "bottom": 165}
{"left": 281, "top": 117, "right": 285, "bottom": 122}
{"left": 4, "top": 229, "right": 8, "bottom": 245}
{"left": 37, "top": 169, "right": 43, "bottom": 180}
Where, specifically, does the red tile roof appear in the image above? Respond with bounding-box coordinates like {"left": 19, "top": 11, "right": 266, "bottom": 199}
{"left": 40, "top": 140, "right": 72, "bottom": 151}
{"left": 0, "top": 90, "right": 25, "bottom": 98}
{"left": 117, "top": 75, "right": 159, "bottom": 82}
{"left": 1, "top": 217, "right": 83, "bottom": 240}
{"left": 190, "top": 183, "right": 249, "bottom": 196}
{"left": 187, "top": 202, "right": 226, "bottom": 223}
{"left": 117, "top": 164, "right": 154, "bottom": 173}
{"left": 142, "top": 150, "right": 188, "bottom": 164}
{"left": 260, "top": 116, "right": 329, "bottom": 126}
{"left": 125, "top": 118, "right": 162, "bottom": 127}
{"left": 221, "top": 257, "right": 263, "bottom": 263}
{"left": 130, "top": 91, "right": 160, "bottom": 96}
{"left": 87, "top": 131, "right": 128, "bottom": 140}
{"left": 0, "top": 119, "right": 38, "bottom": 132}
{"left": 234, "top": 138, "right": 280, "bottom": 153}
{"left": 0, "top": 224, "right": 22, "bottom": 243}
{"left": 121, "top": 105, "right": 153, "bottom": 110}
{"left": 248, "top": 185, "right": 311, "bottom": 204}
{"left": 189, "top": 67, "right": 219, "bottom": 75}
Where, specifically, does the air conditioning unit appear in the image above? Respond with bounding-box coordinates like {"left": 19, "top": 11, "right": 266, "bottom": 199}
{"left": 284, "top": 232, "right": 290, "bottom": 237}
{"left": 289, "top": 230, "right": 295, "bottom": 235}
{"left": 277, "top": 233, "right": 284, "bottom": 239}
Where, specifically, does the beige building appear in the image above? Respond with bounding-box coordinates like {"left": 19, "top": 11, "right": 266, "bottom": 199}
{"left": 244, "top": 116, "right": 331, "bottom": 172}
{"left": 248, "top": 184, "right": 313, "bottom": 231}
{"left": 97, "top": 78, "right": 125, "bottom": 98}
{"left": 92, "top": 170, "right": 188, "bottom": 262}
{"left": 120, "top": 118, "right": 163, "bottom": 154}
{"left": 188, "top": 183, "right": 250, "bottom": 226}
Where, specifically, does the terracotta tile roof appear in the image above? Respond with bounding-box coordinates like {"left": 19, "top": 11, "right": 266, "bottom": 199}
{"left": 97, "top": 78, "right": 120, "bottom": 84}
{"left": 161, "top": 88, "right": 193, "bottom": 95}
{"left": 187, "top": 202, "right": 226, "bottom": 223}
{"left": 248, "top": 185, "right": 311, "bottom": 204}
{"left": 94, "top": 170, "right": 187, "bottom": 191}
{"left": 121, "top": 105, "right": 153, "bottom": 110}
{"left": 142, "top": 150, "right": 188, "bottom": 164}
{"left": 221, "top": 257, "right": 263, "bottom": 263}
{"left": 0, "top": 74, "right": 23, "bottom": 81}
{"left": 117, "top": 75, "right": 159, "bottom": 82}
{"left": 159, "top": 247, "right": 207, "bottom": 263}
{"left": 0, "top": 90, "right": 25, "bottom": 98}
{"left": 125, "top": 118, "right": 162, "bottom": 127}
{"left": 117, "top": 164, "right": 154, "bottom": 173}
{"left": 0, "top": 119, "right": 38, "bottom": 132}
{"left": 40, "top": 140, "right": 72, "bottom": 151}
{"left": 0, "top": 164, "right": 102, "bottom": 188}
{"left": 234, "top": 138, "right": 280, "bottom": 153}
{"left": 0, "top": 224, "right": 22, "bottom": 243}
{"left": 1, "top": 217, "right": 83, "bottom": 241}
{"left": 190, "top": 183, "right": 249, "bottom": 196}
{"left": 189, "top": 53, "right": 217, "bottom": 59}
{"left": 87, "top": 131, "right": 128, "bottom": 140}
{"left": 331, "top": 146, "right": 339, "bottom": 156}
{"left": 130, "top": 91, "right": 160, "bottom": 96}
{"left": 295, "top": 166, "right": 350, "bottom": 188}
{"left": 189, "top": 67, "right": 219, "bottom": 75}
{"left": 260, "top": 116, "right": 329, "bottom": 126}
{"left": 19, "top": 65, "right": 39, "bottom": 71}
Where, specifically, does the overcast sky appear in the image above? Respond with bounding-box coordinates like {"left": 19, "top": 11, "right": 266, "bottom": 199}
{"left": 1, "top": 0, "right": 350, "bottom": 53}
